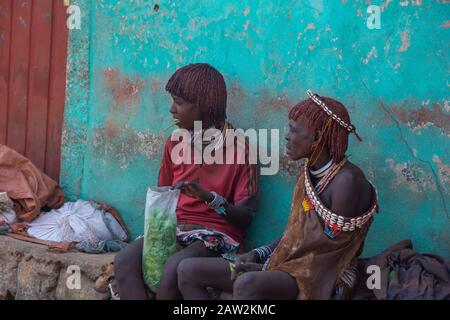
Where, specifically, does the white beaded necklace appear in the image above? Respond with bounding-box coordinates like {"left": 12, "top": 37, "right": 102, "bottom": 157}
{"left": 309, "top": 159, "right": 333, "bottom": 178}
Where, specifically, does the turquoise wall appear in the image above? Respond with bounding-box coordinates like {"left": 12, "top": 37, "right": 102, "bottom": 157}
{"left": 61, "top": 0, "right": 449, "bottom": 258}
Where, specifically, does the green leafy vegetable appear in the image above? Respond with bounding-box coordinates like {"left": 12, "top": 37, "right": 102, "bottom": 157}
{"left": 142, "top": 209, "right": 177, "bottom": 292}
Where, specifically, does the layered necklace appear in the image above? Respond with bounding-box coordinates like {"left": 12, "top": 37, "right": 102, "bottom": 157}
{"left": 309, "top": 159, "right": 333, "bottom": 179}
{"left": 309, "top": 157, "right": 347, "bottom": 195}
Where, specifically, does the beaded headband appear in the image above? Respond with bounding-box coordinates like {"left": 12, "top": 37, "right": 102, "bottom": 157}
{"left": 306, "top": 90, "right": 362, "bottom": 141}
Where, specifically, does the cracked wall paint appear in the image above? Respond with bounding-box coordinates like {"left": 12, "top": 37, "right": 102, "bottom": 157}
{"left": 391, "top": 102, "right": 450, "bottom": 135}
{"left": 61, "top": 0, "right": 449, "bottom": 257}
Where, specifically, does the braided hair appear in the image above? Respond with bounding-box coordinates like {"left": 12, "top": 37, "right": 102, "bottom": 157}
{"left": 289, "top": 95, "right": 353, "bottom": 164}
{"left": 165, "top": 63, "right": 227, "bottom": 129}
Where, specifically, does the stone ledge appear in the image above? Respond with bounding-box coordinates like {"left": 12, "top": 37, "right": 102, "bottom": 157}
{"left": 0, "top": 235, "right": 115, "bottom": 300}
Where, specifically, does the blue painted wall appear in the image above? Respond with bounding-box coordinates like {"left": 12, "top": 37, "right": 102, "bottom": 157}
{"left": 61, "top": 0, "right": 449, "bottom": 258}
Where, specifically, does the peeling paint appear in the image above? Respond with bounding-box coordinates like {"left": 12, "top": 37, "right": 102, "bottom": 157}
{"left": 363, "top": 46, "right": 377, "bottom": 65}
{"left": 92, "top": 127, "right": 165, "bottom": 170}
{"left": 136, "top": 131, "right": 166, "bottom": 159}
{"left": 305, "top": 23, "right": 316, "bottom": 32}
{"left": 103, "top": 68, "right": 143, "bottom": 106}
{"left": 399, "top": 31, "right": 410, "bottom": 52}
{"left": 104, "top": 118, "right": 120, "bottom": 138}
{"left": 243, "top": 20, "right": 250, "bottom": 31}
{"left": 386, "top": 158, "right": 437, "bottom": 192}
{"left": 61, "top": 0, "right": 91, "bottom": 201}
{"left": 444, "top": 100, "right": 450, "bottom": 113}
{"left": 380, "top": 0, "right": 393, "bottom": 12}
{"left": 257, "top": 91, "right": 293, "bottom": 115}
{"left": 391, "top": 103, "right": 450, "bottom": 135}
{"left": 433, "top": 155, "right": 450, "bottom": 187}
{"left": 399, "top": 0, "right": 424, "bottom": 6}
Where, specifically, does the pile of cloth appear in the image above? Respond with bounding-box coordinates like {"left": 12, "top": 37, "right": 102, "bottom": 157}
{"left": 351, "top": 240, "right": 450, "bottom": 300}
{"left": 0, "top": 144, "right": 128, "bottom": 253}
{"left": 0, "top": 144, "right": 65, "bottom": 222}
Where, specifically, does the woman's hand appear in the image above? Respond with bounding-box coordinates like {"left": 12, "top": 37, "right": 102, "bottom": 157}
{"left": 236, "top": 250, "right": 260, "bottom": 264}
{"left": 230, "top": 251, "right": 263, "bottom": 281}
{"left": 171, "top": 180, "right": 212, "bottom": 202}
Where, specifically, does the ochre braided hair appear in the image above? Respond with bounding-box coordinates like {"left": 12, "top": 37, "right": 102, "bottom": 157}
{"left": 289, "top": 94, "right": 355, "bottom": 165}
{"left": 165, "top": 63, "right": 227, "bottom": 129}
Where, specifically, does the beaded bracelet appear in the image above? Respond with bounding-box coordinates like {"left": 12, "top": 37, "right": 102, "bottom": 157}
{"left": 205, "top": 191, "right": 228, "bottom": 216}
{"left": 252, "top": 245, "right": 272, "bottom": 263}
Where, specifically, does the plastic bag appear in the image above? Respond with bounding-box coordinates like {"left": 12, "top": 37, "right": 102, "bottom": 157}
{"left": 142, "top": 186, "right": 180, "bottom": 292}
{"left": 26, "top": 200, "right": 126, "bottom": 245}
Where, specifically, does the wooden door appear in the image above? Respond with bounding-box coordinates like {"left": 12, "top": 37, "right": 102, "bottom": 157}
{"left": 0, "top": 0, "right": 68, "bottom": 181}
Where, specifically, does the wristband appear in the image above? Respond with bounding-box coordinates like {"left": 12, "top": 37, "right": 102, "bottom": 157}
{"left": 251, "top": 245, "right": 273, "bottom": 263}
{"left": 206, "top": 191, "right": 228, "bottom": 217}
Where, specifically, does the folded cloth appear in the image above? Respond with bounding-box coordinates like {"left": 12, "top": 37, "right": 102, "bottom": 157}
{"left": 0, "top": 145, "right": 65, "bottom": 222}
{"left": 360, "top": 240, "right": 450, "bottom": 300}
{"left": 76, "top": 239, "right": 128, "bottom": 254}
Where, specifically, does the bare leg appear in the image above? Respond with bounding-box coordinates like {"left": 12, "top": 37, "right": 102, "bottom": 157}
{"left": 156, "top": 241, "right": 220, "bottom": 300}
{"left": 233, "top": 270, "right": 299, "bottom": 300}
{"left": 177, "top": 257, "right": 233, "bottom": 300}
{"left": 114, "top": 238, "right": 149, "bottom": 300}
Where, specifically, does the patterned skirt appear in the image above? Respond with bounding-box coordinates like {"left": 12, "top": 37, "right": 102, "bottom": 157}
{"left": 176, "top": 223, "right": 240, "bottom": 254}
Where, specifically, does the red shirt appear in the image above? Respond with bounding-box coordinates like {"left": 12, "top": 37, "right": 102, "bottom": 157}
{"left": 157, "top": 134, "right": 259, "bottom": 246}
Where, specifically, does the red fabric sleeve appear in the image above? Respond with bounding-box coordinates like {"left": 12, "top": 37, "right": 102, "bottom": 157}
{"left": 157, "top": 138, "right": 174, "bottom": 187}
{"left": 233, "top": 161, "right": 259, "bottom": 212}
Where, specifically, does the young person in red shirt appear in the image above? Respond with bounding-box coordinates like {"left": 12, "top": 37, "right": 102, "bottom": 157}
{"left": 113, "top": 63, "right": 259, "bottom": 300}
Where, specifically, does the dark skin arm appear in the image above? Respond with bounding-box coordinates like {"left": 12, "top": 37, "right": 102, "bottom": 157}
{"left": 267, "top": 237, "right": 282, "bottom": 252}
{"left": 172, "top": 180, "right": 254, "bottom": 229}
{"left": 324, "top": 166, "right": 373, "bottom": 258}
{"left": 326, "top": 165, "right": 373, "bottom": 218}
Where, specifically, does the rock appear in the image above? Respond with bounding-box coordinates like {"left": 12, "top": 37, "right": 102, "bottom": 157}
{"left": 0, "top": 235, "right": 115, "bottom": 300}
